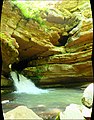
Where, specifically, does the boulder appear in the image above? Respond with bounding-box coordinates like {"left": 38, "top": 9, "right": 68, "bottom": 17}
{"left": 56, "top": 83, "right": 93, "bottom": 120}
{"left": 81, "top": 83, "right": 93, "bottom": 108}
{"left": 56, "top": 104, "right": 84, "bottom": 120}
{"left": 81, "top": 83, "right": 93, "bottom": 119}
{"left": 3, "top": 106, "right": 43, "bottom": 120}
{"left": 82, "top": 105, "right": 92, "bottom": 118}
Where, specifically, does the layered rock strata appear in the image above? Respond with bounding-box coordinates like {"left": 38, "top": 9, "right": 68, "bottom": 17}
{"left": 1, "top": 0, "right": 93, "bottom": 88}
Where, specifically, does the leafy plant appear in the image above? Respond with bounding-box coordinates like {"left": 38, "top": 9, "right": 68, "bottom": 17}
{"left": 12, "top": 1, "right": 49, "bottom": 27}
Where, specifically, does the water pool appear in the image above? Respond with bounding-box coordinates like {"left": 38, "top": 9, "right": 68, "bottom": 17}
{"left": 1, "top": 88, "right": 83, "bottom": 113}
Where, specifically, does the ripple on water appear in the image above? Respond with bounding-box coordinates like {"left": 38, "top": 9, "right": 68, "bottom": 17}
{"left": 1, "top": 88, "right": 83, "bottom": 114}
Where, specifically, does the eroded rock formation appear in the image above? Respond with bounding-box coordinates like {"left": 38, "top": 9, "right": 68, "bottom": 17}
{"left": 1, "top": 0, "right": 93, "bottom": 88}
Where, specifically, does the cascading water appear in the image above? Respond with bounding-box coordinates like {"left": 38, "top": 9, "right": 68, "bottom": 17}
{"left": 10, "top": 71, "right": 48, "bottom": 94}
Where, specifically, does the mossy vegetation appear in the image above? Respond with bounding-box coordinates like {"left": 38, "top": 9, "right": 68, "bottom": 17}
{"left": 0, "top": 32, "right": 13, "bottom": 47}
{"left": 12, "top": 0, "right": 50, "bottom": 27}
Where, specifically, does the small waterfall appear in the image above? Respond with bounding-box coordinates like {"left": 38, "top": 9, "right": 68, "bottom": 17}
{"left": 10, "top": 71, "right": 48, "bottom": 94}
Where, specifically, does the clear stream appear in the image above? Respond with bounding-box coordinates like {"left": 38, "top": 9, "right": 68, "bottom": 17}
{"left": 1, "top": 71, "right": 84, "bottom": 116}
{"left": 2, "top": 88, "right": 83, "bottom": 113}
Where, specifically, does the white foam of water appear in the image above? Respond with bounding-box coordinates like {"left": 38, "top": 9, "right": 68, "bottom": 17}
{"left": 10, "top": 71, "right": 49, "bottom": 94}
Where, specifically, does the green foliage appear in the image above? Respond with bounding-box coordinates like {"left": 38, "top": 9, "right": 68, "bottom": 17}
{"left": 12, "top": 1, "right": 49, "bottom": 27}
{"left": 0, "top": 32, "right": 16, "bottom": 49}
{"left": 55, "top": 112, "right": 60, "bottom": 120}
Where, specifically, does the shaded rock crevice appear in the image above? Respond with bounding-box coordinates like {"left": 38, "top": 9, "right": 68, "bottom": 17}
{"left": 1, "top": 0, "right": 93, "bottom": 88}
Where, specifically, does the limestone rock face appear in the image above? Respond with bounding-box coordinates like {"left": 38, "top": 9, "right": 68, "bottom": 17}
{"left": 1, "top": 75, "right": 14, "bottom": 94}
{"left": 22, "top": 60, "right": 93, "bottom": 88}
{"left": 0, "top": 32, "right": 19, "bottom": 75}
{"left": 3, "top": 106, "right": 43, "bottom": 120}
{"left": 1, "top": 0, "right": 93, "bottom": 87}
{"left": 1, "top": 75, "right": 13, "bottom": 87}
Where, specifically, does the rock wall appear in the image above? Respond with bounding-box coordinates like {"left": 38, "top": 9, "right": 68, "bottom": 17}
{"left": 1, "top": 0, "right": 93, "bottom": 88}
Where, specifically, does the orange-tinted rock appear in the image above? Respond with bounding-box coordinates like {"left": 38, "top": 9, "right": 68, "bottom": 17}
{"left": 0, "top": 32, "right": 19, "bottom": 75}
{"left": 1, "top": 0, "right": 93, "bottom": 87}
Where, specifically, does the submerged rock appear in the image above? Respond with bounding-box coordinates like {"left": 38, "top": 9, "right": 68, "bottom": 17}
{"left": 3, "top": 106, "right": 43, "bottom": 120}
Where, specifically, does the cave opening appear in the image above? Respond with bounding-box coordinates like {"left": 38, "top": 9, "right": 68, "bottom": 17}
{"left": 11, "top": 59, "right": 30, "bottom": 72}
{"left": 58, "top": 35, "right": 69, "bottom": 46}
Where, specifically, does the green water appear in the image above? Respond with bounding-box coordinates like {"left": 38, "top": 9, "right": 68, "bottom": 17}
{"left": 2, "top": 88, "right": 83, "bottom": 113}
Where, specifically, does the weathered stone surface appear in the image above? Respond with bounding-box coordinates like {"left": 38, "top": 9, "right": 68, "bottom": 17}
{"left": 82, "top": 83, "right": 93, "bottom": 108}
{"left": 1, "top": 75, "right": 13, "bottom": 87}
{"left": 28, "top": 49, "right": 92, "bottom": 66}
{"left": 56, "top": 103, "right": 92, "bottom": 120}
{"left": 1, "top": 0, "right": 93, "bottom": 87}
{"left": 1, "top": 75, "right": 14, "bottom": 94}
{"left": 22, "top": 60, "right": 93, "bottom": 88}
{"left": 58, "top": 104, "right": 84, "bottom": 120}
{"left": 3, "top": 106, "right": 43, "bottom": 120}
{"left": 0, "top": 32, "right": 19, "bottom": 75}
{"left": 65, "top": 31, "right": 93, "bottom": 53}
{"left": 1, "top": 0, "right": 80, "bottom": 60}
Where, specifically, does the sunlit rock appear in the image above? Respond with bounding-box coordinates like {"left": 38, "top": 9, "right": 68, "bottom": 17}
{"left": 0, "top": 32, "right": 19, "bottom": 75}
{"left": 57, "top": 104, "right": 84, "bottom": 120}
{"left": 22, "top": 61, "right": 93, "bottom": 88}
{"left": 3, "top": 106, "right": 43, "bottom": 120}
{"left": 1, "top": 0, "right": 93, "bottom": 87}
{"left": 82, "top": 83, "right": 93, "bottom": 108}
{"left": 82, "top": 105, "right": 92, "bottom": 118}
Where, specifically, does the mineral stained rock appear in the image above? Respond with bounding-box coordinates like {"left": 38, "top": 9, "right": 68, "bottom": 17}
{"left": 1, "top": 0, "right": 93, "bottom": 88}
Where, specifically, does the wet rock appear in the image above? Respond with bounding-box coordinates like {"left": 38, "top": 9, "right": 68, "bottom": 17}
{"left": 1, "top": 75, "right": 14, "bottom": 94}
{"left": 38, "top": 108, "right": 61, "bottom": 120}
{"left": 3, "top": 106, "right": 43, "bottom": 120}
{"left": 1, "top": 75, "right": 13, "bottom": 87}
